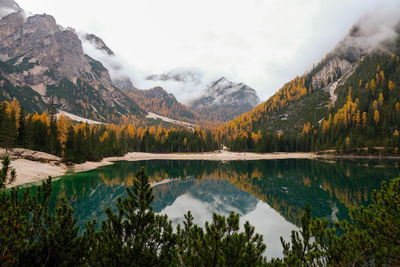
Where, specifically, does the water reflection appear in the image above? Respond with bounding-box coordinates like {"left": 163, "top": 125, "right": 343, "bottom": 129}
{"left": 36, "top": 159, "right": 399, "bottom": 258}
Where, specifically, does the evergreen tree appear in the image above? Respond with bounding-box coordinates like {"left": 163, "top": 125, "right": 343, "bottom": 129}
{"left": 0, "top": 104, "right": 17, "bottom": 153}
{"left": 0, "top": 156, "right": 16, "bottom": 188}
{"left": 92, "top": 167, "right": 177, "bottom": 266}
{"left": 49, "top": 104, "right": 61, "bottom": 155}
{"left": 17, "top": 106, "right": 26, "bottom": 147}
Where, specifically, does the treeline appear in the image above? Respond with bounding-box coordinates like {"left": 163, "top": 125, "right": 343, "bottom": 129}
{"left": 1, "top": 159, "right": 399, "bottom": 266}
{"left": 0, "top": 99, "right": 218, "bottom": 163}
{"left": 219, "top": 131, "right": 314, "bottom": 153}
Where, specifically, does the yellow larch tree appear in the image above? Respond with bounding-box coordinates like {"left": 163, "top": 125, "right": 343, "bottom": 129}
{"left": 379, "top": 70, "right": 385, "bottom": 82}
{"left": 370, "top": 79, "right": 376, "bottom": 90}
{"left": 302, "top": 123, "right": 311, "bottom": 135}
{"left": 378, "top": 93, "right": 384, "bottom": 106}
{"left": 362, "top": 112, "right": 368, "bottom": 127}
{"left": 396, "top": 102, "right": 400, "bottom": 112}
{"left": 5, "top": 98, "right": 21, "bottom": 128}
{"left": 388, "top": 80, "right": 394, "bottom": 91}
{"left": 374, "top": 109, "right": 380, "bottom": 125}
{"left": 57, "top": 115, "right": 72, "bottom": 148}
{"left": 355, "top": 110, "right": 361, "bottom": 127}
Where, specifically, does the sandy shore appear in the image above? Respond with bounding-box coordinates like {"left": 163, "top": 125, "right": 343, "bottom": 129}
{"left": 5, "top": 150, "right": 315, "bottom": 188}
{"left": 6, "top": 148, "right": 400, "bottom": 188}
{"left": 72, "top": 151, "right": 316, "bottom": 173}
{"left": 10, "top": 159, "right": 66, "bottom": 187}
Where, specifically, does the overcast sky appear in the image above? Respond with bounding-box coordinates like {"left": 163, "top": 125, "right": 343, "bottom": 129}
{"left": 17, "top": 0, "right": 396, "bottom": 102}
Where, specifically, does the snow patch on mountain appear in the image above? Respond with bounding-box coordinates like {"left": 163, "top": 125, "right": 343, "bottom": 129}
{"left": 146, "top": 112, "right": 195, "bottom": 129}
{"left": 56, "top": 110, "right": 103, "bottom": 125}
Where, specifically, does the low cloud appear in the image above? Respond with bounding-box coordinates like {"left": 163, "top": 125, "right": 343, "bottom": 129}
{"left": 18, "top": 0, "right": 400, "bottom": 102}
{"left": 81, "top": 37, "right": 219, "bottom": 103}
{"left": 339, "top": 2, "right": 400, "bottom": 54}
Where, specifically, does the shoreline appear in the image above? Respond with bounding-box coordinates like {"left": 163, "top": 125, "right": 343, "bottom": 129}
{"left": 73, "top": 151, "right": 317, "bottom": 173}
{"left": 5, "top": 149, "right": 400, "bottom": 188}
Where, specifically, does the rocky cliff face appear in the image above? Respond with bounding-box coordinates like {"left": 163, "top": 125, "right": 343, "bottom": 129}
{"left": 0, "top": 1, "right": 144, "bottom": 121}
{"left": 311, "top": 57, "right": 353, "bottom": 90}
{"left": 189, "top": 77, "right": 260, "bottom": 122}
{"left": 310, "top": 26, "right": 368, "bottom": 96}
{"left": 0, "top": 13, "right": 92, "bottom": 82}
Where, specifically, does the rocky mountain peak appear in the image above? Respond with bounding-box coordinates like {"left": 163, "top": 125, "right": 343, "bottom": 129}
{"left": 132, "top": 86, "right": 176, "bottom": 101}
{"left": 0, "top": 12, "right": 91, "bottom": 81}
{"left": 149, "top": 86, "right": 176, "bottom": 100}
{"left": 83, "top": 33, "right": 114, "bottom": 56}
{"left": 25, "top": 14, "right": 59, "bottom": 35}
{"left": 112, "top": 77, "right": 136, "bottom": 92}
{"left": 0, "top": 3, "right": 145, "bottom": 121}
{"left": 189, "top": 77, "right": 260, "bottom": 122}
{"left": 202, "top": 77, "right": 260, "bottom": 107}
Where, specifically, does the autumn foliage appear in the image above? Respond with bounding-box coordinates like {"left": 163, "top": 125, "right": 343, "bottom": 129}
{"left": 0, "top": 100, "right": 218, "bottom": 163}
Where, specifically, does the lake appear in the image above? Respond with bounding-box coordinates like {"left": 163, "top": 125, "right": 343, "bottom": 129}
{"left": 35, "top": 159, "right": 400, "bottom": 258}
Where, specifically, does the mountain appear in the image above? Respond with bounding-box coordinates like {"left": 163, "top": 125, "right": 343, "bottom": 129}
{"left": 79, "top": 33, "right": 202, "bottom": 123}
{"left": 127, "top": 86, "right": 199, "bottom": 122}
{"left": 0, "top": 1, "right": 145, "bottom": 122}
{"left": 189, "top": 77, "right": 260, "bottom": 122}
{"left": 221, "top": 15, "right": 400, "bottom": 152}
{"left": 144, "top": 72, "right": 262, "bottom": 123}
{"left": 74, "top": 28, "right": 262, "bottom": 124}
{"left": 223, "top": 43, "right": 367, "bottom": 135}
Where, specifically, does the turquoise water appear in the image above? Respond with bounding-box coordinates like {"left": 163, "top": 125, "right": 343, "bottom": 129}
{"left": 32, "top": 159, "right": 400, "bottom": 258}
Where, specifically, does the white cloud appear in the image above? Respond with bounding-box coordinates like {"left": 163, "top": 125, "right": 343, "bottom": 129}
{"left": 160, "top": 193, "right": 297, "bottom": 259}
{"left": 16, "top": 0, "right": 399, "bottom": 102}
{"left": 241, "top": 201, "right": 298, "bottom": 259}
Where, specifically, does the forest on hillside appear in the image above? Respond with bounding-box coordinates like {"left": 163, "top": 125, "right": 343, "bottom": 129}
{"left": 0, "top": 99, "right": 218, "bottom": 163}
{"left": 215, "top": 51, "right": 400, "bottom": 153}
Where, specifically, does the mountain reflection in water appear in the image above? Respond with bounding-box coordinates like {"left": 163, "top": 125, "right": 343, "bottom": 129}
{"left": 31, "top": 159, "right": 399, "bottom": 258}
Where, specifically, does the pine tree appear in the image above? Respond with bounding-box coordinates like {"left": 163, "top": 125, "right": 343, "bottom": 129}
{"left": 92, "top": 167, "right": 177, "bottom": 266}
{"left": 0, "top": 105, "right": 17, "bottom": 153}
{"left": 0, "top": 156, "right": 16, "bottom": 188}
{"left": 17, "top": 106, "right": 26, "bottom": 147}
{"left": 64, "top": 126, "right": 75, "bottom": 162}
{"left": 49, "top": 104, "right": 60, "bottom": 155}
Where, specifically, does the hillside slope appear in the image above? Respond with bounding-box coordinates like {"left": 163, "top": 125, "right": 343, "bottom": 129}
{"left": 219, "top": 18, "right": 400, "bottom": 152}
{"left": 127, "top": 87, "right": 199, "bottom": 122}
